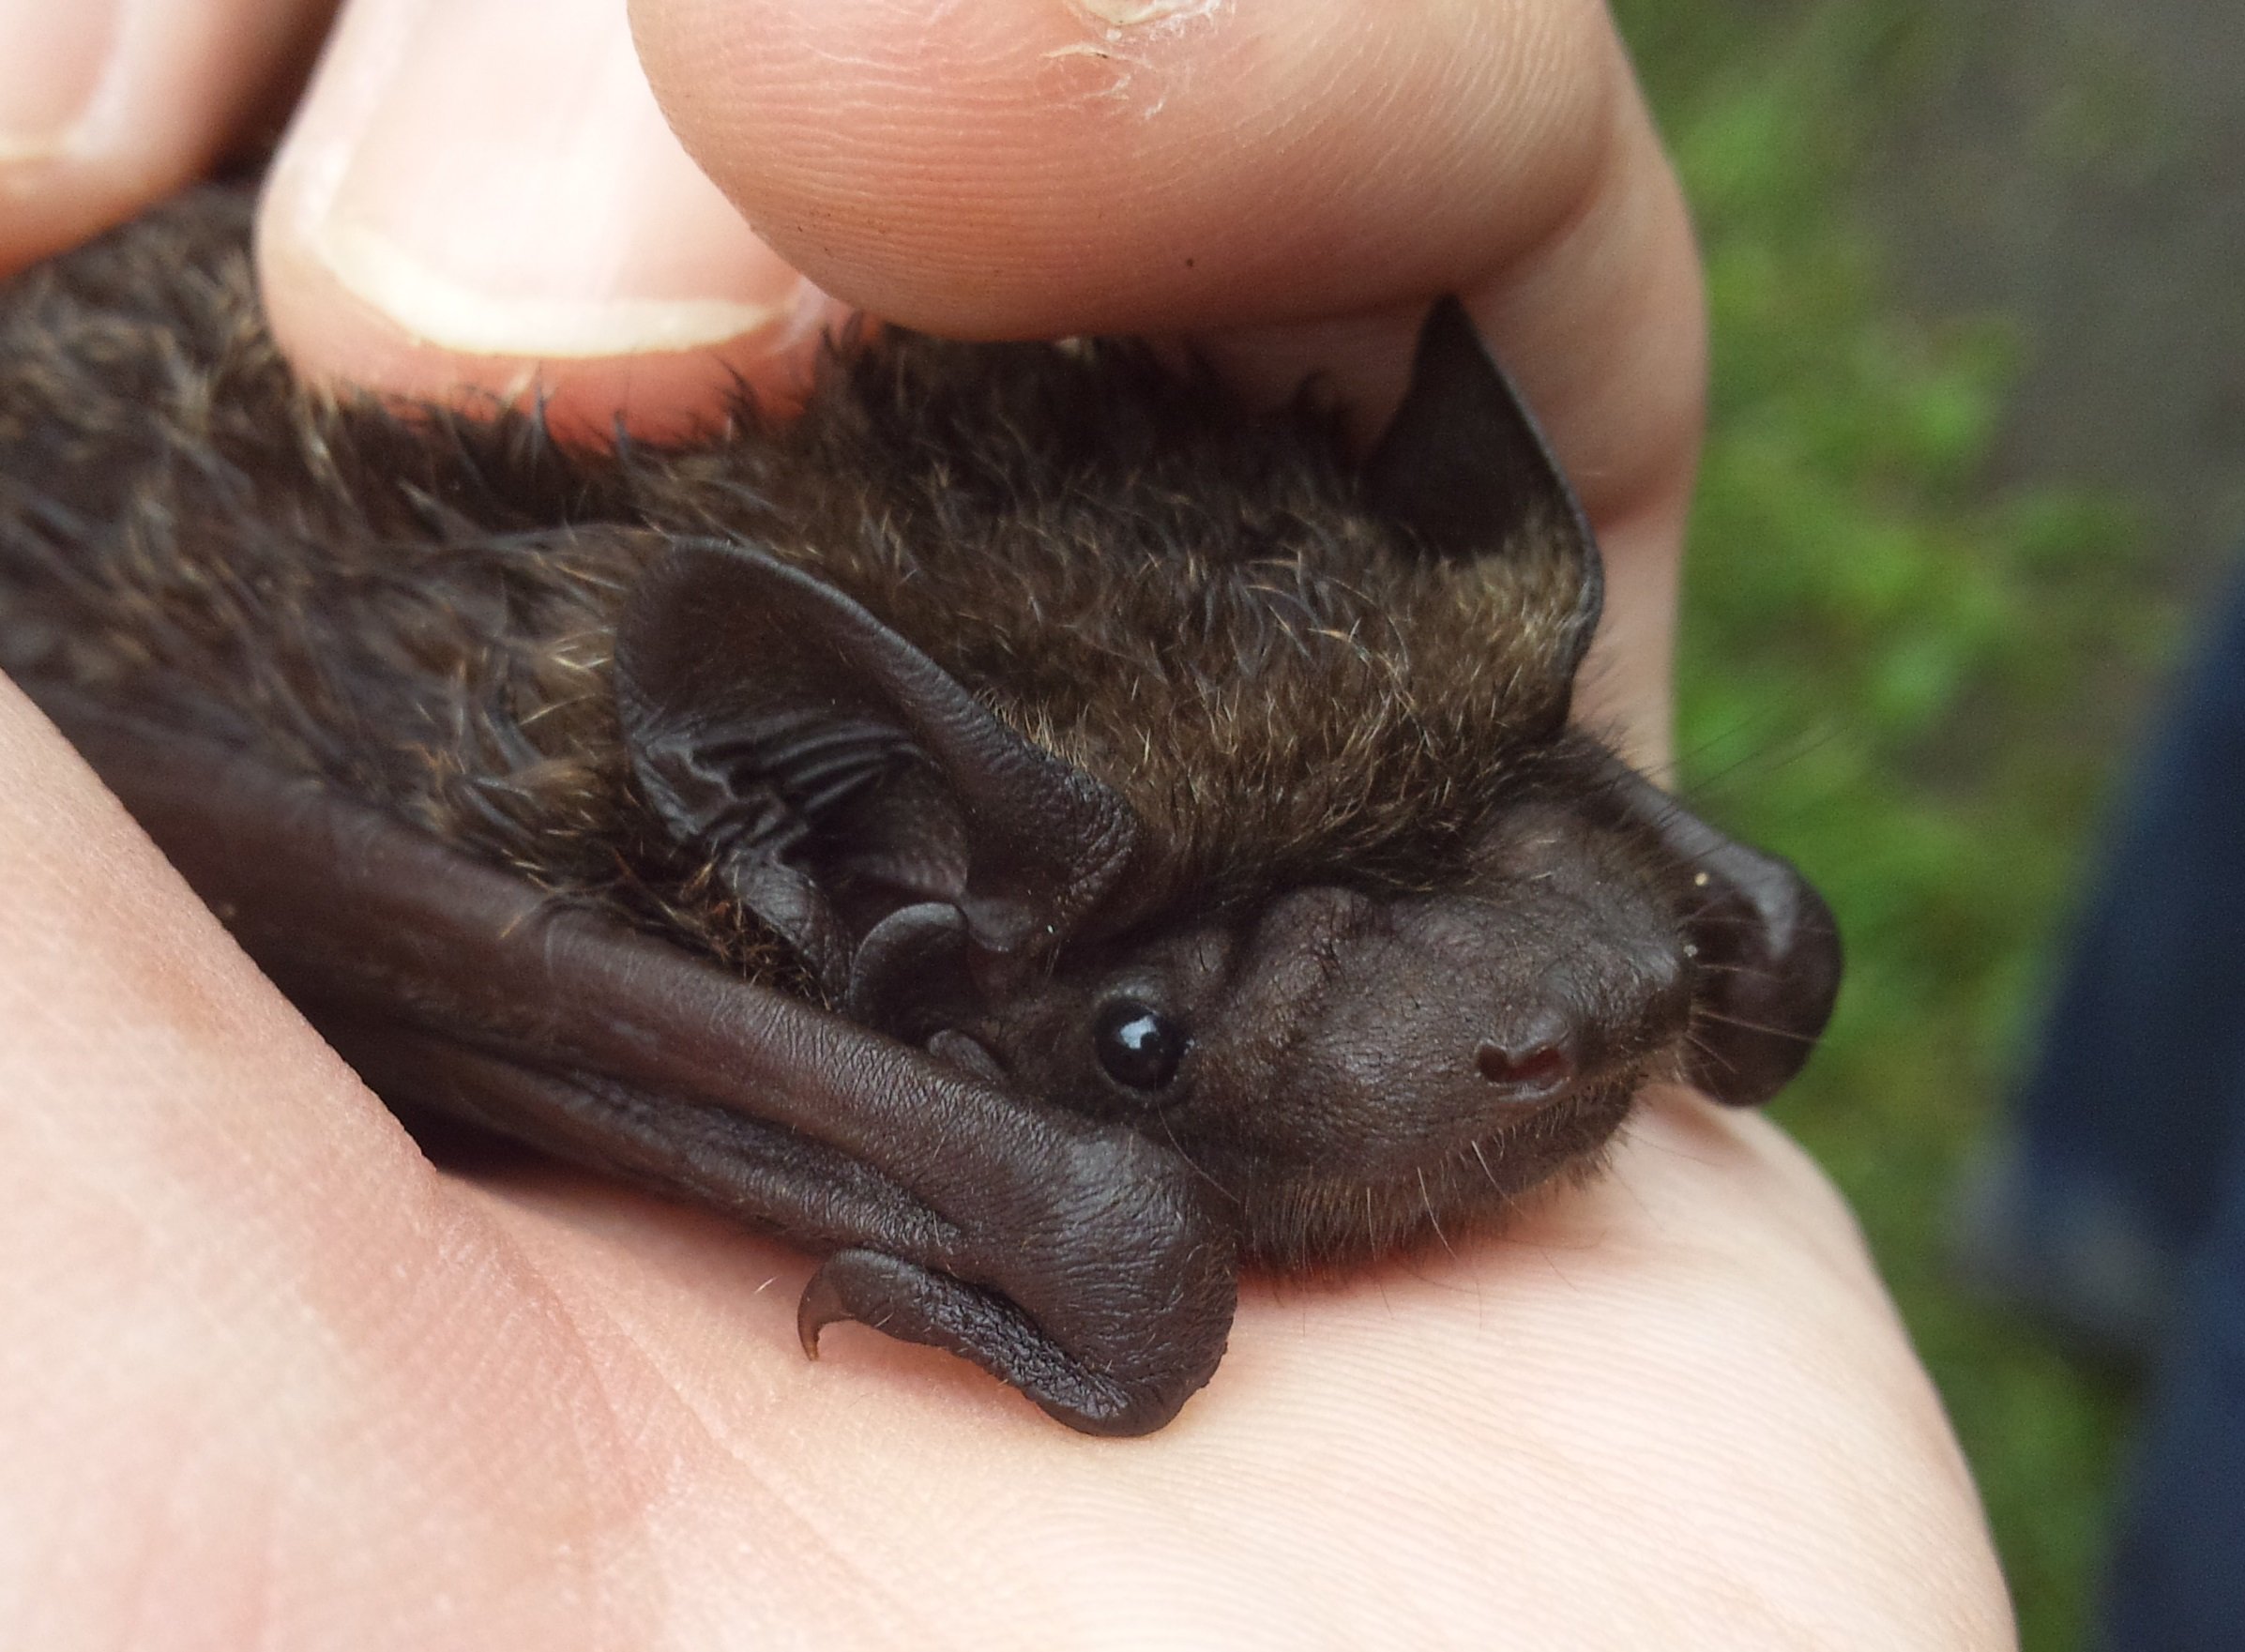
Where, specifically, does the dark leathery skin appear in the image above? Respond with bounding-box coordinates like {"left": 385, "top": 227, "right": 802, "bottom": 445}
{"left": 43, "top": 689, "right": 1237, "bottom": 1434}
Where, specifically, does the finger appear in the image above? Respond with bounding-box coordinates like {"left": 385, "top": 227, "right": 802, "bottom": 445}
{"left": 258, "top": 0, "right": 1696, "bottom": 752}
{"left": 630, "top": 0, "right": 1701, "bottom": 759}
{"left": 630, "top": 0, "right": 1705, "bottom": 523}
{"left": 0, "top": 0, "right": 332, "bottom": 273}
{"left": 257, "top": 0, "right": 851, "bottom": 438}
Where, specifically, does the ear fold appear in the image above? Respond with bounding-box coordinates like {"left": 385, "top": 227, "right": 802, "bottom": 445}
{"left": 614, "top": 543, "right": 1138, "bottom": 996}
{"left": 1608, "top": 767, "right": 1843, "bottom": 1108}
{"left": 1363, "top": 297, "right": 1603, "bottom": 679}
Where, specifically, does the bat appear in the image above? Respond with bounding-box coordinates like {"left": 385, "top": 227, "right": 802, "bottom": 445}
{"left": 0, "top": 187, "right": 1843, "bottom": 1435}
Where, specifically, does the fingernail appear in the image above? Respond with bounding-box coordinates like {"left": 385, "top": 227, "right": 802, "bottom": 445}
{"left": 268, "top": 0, "right": 817, "bottom": 360}
{"left": 0, "top": 0, "right": 118, "bottom": 159}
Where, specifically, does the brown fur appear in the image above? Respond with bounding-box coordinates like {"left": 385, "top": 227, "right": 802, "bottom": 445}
{"left": 0, "top": 187, "right": 1854, "bottom": 1286}
{"left": 0, "top": 188, "right": 1592, "bottom": 991}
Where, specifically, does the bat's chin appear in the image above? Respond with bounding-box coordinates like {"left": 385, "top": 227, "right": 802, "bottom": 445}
{"left": 1217, "top": 1077, "right": 1641, "bottom": 1270}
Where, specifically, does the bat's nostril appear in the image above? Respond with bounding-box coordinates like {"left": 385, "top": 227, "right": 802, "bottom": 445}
{"left": 1475, "top": 1039, "right": 1575, "bottom": 1094}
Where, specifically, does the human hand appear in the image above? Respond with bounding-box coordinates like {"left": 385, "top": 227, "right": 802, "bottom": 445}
{"left": 0, "top": 3, "right": 2012, "bottom": 1644}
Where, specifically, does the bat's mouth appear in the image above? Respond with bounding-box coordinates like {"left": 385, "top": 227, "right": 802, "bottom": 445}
{"left": 1206, "top": 1072, "right": 1643, "bottom": 1270}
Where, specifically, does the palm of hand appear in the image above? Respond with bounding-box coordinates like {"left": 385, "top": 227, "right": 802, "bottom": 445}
{"left": 0, "top": 686, "right": 2004, "bottom": 1650}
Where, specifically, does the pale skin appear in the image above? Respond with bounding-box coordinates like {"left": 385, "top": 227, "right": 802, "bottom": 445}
{"left": 0, "top": 1, "right": 2014, "bottom": 1645}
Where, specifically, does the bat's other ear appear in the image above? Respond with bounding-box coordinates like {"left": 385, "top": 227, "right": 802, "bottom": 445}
{"left": 614, "top": 544, "right": 1138, "bottom": 998}
{"left": 1609, "top": 766, "right": 1843, "bottom": 1108}
{"left": 1363, "top": 296, "right": 1603, "bottom": 677}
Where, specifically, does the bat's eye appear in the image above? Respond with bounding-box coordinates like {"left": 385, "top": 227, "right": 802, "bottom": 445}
{"left": 1093, "top": 998, "right": 1188, "bottom": 1093}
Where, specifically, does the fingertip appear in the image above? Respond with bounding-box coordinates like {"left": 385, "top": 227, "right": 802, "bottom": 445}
{"left": 258, "top": 0, "right": 845, "bottom": 437}
{"left": 630, "top": 0, "right": 1623, "bottom": 338}
{"left": 0, "top": 0, "right": 328, "bottom": 274}
{"left": 627, "top": 0, "right": 1701, "bottom": 535}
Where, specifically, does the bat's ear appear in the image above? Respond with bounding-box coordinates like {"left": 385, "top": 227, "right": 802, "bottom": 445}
{"left": 1363, "top": 296, "right": 1603, "bottom": 677}
{"left": 614, "top": 543, "right": 1139, "bottom": 998}
{"left": 1608, "top": 767, "right": 1843, "bottom": 1108}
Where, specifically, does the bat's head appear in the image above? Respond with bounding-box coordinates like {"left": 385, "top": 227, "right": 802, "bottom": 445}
{"left": 613, "top": 301, "right": 1842, "bottom": 1266}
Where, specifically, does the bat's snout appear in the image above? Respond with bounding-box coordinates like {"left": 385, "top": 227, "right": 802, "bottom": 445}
{"left": 1449, "top": 931, "right": 1692, "bottom": 1127}
{"left": 1215, "top": 883, "right": 1691, "bottom": 1177}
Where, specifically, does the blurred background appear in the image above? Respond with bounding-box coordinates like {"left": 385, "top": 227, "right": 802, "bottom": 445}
{"left": 1613, "top": 1, "right": 2242, "bottom": 1645}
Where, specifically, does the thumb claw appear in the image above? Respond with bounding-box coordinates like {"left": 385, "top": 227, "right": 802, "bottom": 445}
{"left": 796, "top": 1263, "right": 852, "bottom": 1359}
{"left": 790, "top": 1248, "right": 1197, "bottom": 1435}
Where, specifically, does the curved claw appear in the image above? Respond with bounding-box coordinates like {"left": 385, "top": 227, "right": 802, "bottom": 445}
{"left": 797, "top": 1104, "right": 1241, "bottom": 1437}
{"left": 800, "top": 1249, "right": 1175, "bottom": 1435}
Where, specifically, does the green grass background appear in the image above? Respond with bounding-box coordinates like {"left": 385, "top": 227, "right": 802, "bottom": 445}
{"left": 1615, "top": 5, "right": 2180, "bottom": 1645}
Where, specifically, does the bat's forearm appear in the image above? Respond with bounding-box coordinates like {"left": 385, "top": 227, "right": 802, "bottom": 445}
{"left": 37, "top": 687, "right": 1239, "bottom": 1434}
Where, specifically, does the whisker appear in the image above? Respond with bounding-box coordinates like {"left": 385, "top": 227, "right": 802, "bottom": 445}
{"left": 1417, "top": 1168, "right": 1455, "bottom": 1257}
{"left": 1691, "top": 1006, "right": 1822, "bottom": 1042}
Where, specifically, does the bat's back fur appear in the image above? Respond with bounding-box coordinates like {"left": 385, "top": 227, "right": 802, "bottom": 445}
{"left": 0, "top": 189, "right": 1592, "bottom": 988}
